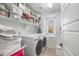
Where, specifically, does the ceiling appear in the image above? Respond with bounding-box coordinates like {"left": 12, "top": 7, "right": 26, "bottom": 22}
{"left": 26, "top": 3, "right": 61, "bottom": 14}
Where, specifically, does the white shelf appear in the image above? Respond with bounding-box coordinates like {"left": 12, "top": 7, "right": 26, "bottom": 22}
{"left": 0, "top": 15, "right": 39, "bottom": 27}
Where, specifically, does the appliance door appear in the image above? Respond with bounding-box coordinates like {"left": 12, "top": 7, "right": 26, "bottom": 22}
{"left": 35, "top": 40, "right": 43, "bottom": 56}
{"left": 43, "top": 37, "right": 47, "bottom": 47}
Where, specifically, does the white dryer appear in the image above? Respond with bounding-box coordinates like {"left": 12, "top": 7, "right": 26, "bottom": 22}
{"left": 39, "top": 34, "right": 47, "bottom": 52}
{"left": 21, "top": 34, "right": 43, "bottom": 56}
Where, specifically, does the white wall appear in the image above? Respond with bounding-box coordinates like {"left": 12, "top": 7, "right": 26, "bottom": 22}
{"left": 62, "top": 3, "right": 79, "bottom": 56}
{"left": 55, "top": 12, "right": 61, "bottom": 44}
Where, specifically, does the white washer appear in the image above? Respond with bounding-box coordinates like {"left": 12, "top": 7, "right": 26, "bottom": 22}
{"left": 21, "top": 34, "right": 43, "bottom": 56}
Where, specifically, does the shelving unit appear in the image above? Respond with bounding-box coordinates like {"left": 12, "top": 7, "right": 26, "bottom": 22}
{"left": 0, "top": 3, "right": 41, "bottom": 56}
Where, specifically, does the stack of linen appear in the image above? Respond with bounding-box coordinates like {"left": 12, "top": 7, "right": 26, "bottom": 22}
{"left": 0, "top": 25, "right": 22, "bottom": 56}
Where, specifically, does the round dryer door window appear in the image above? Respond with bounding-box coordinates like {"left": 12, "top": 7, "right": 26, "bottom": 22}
{"left": 36, "top": 40, "right": 43, "bottom": 56}
{"left": 43, "top": 37, "right": 47, "bottom": 47}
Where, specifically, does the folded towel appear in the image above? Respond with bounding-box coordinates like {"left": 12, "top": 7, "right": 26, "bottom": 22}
{"left": 0, "top": 41, "right": 21, "bottom": 49}
{"left": 0, "top": 45, "right": 21, "bottom": 56}
{"left": 0, "top": 37, "right": 22, "bottom": 44}
{"left": 0, "top": 44, "right": 21, "bottom": 51}
{"left": 0, "top": 33, "right": 20, "bottom": 40}
{"left": 0, "top": 25, "right": 14, "bottom": 31}
{"left": 0, "top": 38, "right": 22, "bottom": 50}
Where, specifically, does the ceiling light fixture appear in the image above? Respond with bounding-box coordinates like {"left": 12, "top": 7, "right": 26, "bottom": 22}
{"left": 48, "top": 3, "right": 52, "bottom": 8}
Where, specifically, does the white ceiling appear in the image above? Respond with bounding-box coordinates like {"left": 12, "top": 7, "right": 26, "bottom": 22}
{"left": 26, "top": 3, "right": 61, "bottom": 14}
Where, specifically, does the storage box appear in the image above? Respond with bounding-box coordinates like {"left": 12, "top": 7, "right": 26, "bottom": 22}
{"left": 11, "top": 49, "right": 24, "bottom": 56}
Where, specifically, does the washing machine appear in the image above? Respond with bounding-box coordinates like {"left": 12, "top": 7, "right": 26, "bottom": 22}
{"left": 39, "top": 34, "right": 47, "bottom": 52}
{"left": 21, "top": 34, "right": 43, "bottom": 56}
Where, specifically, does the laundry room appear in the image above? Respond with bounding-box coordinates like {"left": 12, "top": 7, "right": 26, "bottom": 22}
{"left": 0, "top": 0, "right": 79, "bottom": 58}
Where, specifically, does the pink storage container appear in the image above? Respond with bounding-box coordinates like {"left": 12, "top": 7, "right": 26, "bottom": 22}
{"left": 11, "top": 49, "right": 24, "bottom": 56}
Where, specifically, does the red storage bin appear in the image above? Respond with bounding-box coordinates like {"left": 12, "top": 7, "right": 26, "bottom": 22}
{"left": 11, "top": 49, "right": 24, "bottom": 56}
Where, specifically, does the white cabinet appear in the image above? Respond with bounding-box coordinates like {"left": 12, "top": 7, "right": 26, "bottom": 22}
{"left": 64, "top": 21, "right": 79, "bottom": 32}
{"left": 62, "top": 3, "right": 79, "bottom": 56}
{"left": 63, "top": 3, "right": 79, "bottom": 24}
{"left": 64, "top": 32, "right": 79, "bottom": 56}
